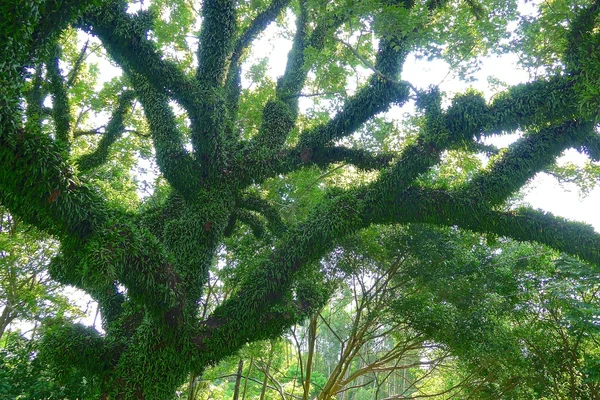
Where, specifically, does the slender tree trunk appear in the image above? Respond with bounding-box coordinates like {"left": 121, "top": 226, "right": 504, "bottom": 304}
{"left": 187, "top": 373, "right": 197, "bottom": 400}
{"left": 242, "top": 357, "right": 253, "bottom": 400}
{"left": 260, "top": 342, "right": 275, "bottom": 400}
{"left": 233, "top": 359, "right": 244, "bottom": 400}
{"left": 0, "top": 306, "right": 15, "bottom": 341}
{"left": 303, "top": 315, "right": 318, "bottom": 400}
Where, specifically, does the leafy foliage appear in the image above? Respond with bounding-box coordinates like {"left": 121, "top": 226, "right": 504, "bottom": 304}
{"left": 1, "top": 0, "right": 600, "bottom": 398}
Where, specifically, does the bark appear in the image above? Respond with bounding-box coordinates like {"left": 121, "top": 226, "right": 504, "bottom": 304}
{"left": 260, "top": 342, "right": 275, "bottom": 400}
{"left": 303, "top": 314, "right": 318, "bottom": 400}
{"left": 233, "top": 359, "right": 244, "bottom": 400}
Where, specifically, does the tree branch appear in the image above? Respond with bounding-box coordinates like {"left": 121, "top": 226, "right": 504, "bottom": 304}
{"left": 225, "top": 0, "right": 291, "bottom": 113}
{"left": 383, "top": 187, "right": 600, "bottom": 266}
{"left": 78, "top": 2, "right": 204, "bottom": 122}
{"left": 46, "top": 43, "right": 71, "bottom": 150}
{"left": 459, "top": 121, "right": 595, "bottom": 207}
{"left": 288, "top": 146, "right": 396, "bottom": 172}
{"left": 234, "top": 209, "right": 267, "bottom": 238}
{"left": 238, "top": 193, "right": 287, "bottom": 236}
{"left": 128, "top": 72, "right": 201, "bottom": 200}
{"left": 275, "top": 0, "right": 308, "bottom": 115}
{"left": 336, "top": 37, "right": 393, "bottom": 82}
{"left": 297, "top": 80, "right": 410, "bottom": 150}
{"left": 24, "top": 64, "right": 45, "bottom": 132}
{"left": 66, "top": 39, "right": 89, "bottom": 88}
{"left": 196, "top": 0, "right": 237, "bottom": 87}
{"left": 77, "top": 90, "right": 135, "bottom": 172}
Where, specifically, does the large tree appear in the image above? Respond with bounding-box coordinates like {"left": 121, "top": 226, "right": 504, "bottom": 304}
{"left": 1, "top": 0, "right": 600, "bottom": 398}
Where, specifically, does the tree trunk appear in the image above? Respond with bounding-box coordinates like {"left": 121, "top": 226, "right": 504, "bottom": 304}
{"left": 242, "top": 357, "right": 253, "bottom": 400}
{"left": 0, "top": 305, "right": 15, "bottom": 341}
{"left": 187, "top": 373, "right": 197, "bottom": 400}
{"left": 260, "top": 342, "right": 275, "bottom": 400}
{"left": 233, "top": 359, "right": 244, "bottom": 400}
{"left": 303, "top": 314, "right": 318, "bottom": 400}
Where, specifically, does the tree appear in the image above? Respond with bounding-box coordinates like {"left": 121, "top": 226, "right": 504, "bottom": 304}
{"left": 200, "top": 225, "right": 600, "bottom": 399}
{"left": 0, "top": 208, "right": 84, "bottom": 341}
{"left": 1, "top": 0, "right": 600, "bottom": 398}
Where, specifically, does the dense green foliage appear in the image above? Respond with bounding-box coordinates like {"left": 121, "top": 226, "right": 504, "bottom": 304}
{"left": 1, "top": 0, "right": 600, "bottom": 398}
{"left": 185, "top": 225, "right": 600, "bottom": 399}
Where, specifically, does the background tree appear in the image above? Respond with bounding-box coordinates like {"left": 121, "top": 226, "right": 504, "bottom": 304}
{"left": 2, "top": 0, "right": 600, "bottom": 398}
{"left": 0, "top": 209, "right": 90, "bottom": 398}
{"left": 195, "top": 225, "right": 600, "bottom": 399}
{"left": 0, "top": 208, "right": 84, "bottom": 340}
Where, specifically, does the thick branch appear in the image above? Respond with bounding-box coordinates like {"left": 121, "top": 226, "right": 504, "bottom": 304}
{"left": 234, "top": 99, "right": 295, "bottom": 184}
{"left": 24, "top": 64, "right": 45, "bottom": 132}
{"left": 79, "top": 2, "right": 204, "bottom": 119}
{"left": 39, "top": 321, "right": 117, "bottom": 377}
{"left": 383, "top": 187, "right": 600, "bottom": 266}
{"left": 460, "top": 121, "right": 595, "bottom": 206}
{"left": 306, "top": 147, "right": 395, "bottom": 171}
{"left": 486, "top": 76, "right": 579, "bottom": 133}
{"left": 196, "top": 0, "right": 237, "bottom": 87}
{"left": 0, "top": 130, "right": 106, "bottom": 238}
{"left": 234, "top": 209, "right": 267, "bottom": 238}
{"left": 275, "top": 0, "right": 308, "bottom": 114}
{"left": 77, "top": 90, "right": 135, "bottom": 172}
{"left": 238, "top": 193, "right": 287, "bottom": 236}
{"left": 47, "top": 43, "right": 71, "bottom": 149}
{"left": 128, "top": 72, "right": 201, "bottom": 200}
{"left": 297, "top": 81, "right": 410, "bottom": 150}
{"left": 66, "top": 39, "right": 89, "bottom": 88}
{"left": 579, "top": 133, "right": 600, "bottom": 161}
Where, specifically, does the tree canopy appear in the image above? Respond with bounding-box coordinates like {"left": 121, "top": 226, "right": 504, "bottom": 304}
{"left": 1, "top": 0, "right": 600, "bottom": 398}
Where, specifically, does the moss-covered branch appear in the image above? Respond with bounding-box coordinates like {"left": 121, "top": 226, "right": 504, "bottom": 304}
{"left": 77, "top": 90, "right": 135, "bottom": 172}
{"left": 238, "top": 193, "right": 287, "bottom": 236}
{"left": 233, "top": 209, "right": 267, "bottom": 238}
{"left": 46, "top": 43, "right": 71, "bottom": 150}
{"left": 225, "top": 0, "right": 291, "bottom": 113}
{"left": 78, "top": 1, "right": 204, "bottom": 121}
{"left": 460, "top": 121, "right": 595, "bottom": 206}
{"left": 234, "top": 99, "right": 295, "bottom": 184}
{"left": 275, "top": 0, "right": 308, "bottom": 114}
{"left": 297, "top": 81, "right": 411, "bottom": 150}
{"left": 196, "top": 0, "right": 237, "bottom": 87}
{"left": 579, "top": 133, "right": 600, "bottom": 161}
{"left": 565, "top": 0, "right": 600, "bottom": 71}
{"left": 0, "top": 129, "right": 107, "bottom": 238}
{"left": 24, "top": 64, "right": 45, "bottom": 132}
{"left": 381, "top": 187, "right": 600, "bottom": 266}
{"left": 66, "top": 39, "right": 89, "bottom": 88}
{"left": 232, "top": 0, "right": 291, "bottom": 66}
{"left": 278, "top": 146, "right": 395, "bottom": 174}
{"left": 485, "top": 76, "right": 580, "bottom": 133}
{"left": 128, "top": 73, "right": 201, "bottom": 200}
{"left": 234, "top": 145, "right": 395, "bottom": 189}
{"left": 39, "top": 321, "right": 119, "bottom": 378}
